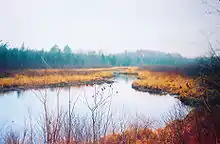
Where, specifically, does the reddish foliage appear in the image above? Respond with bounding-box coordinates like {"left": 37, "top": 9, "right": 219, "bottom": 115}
{"left": 102, "top": 107, "right": 220, "bottom": 144}
{"left": 182, "top": 107, "right": 220, "bottom": 144}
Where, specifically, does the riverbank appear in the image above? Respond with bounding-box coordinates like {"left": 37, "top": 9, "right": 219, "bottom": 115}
{"left": 125, "top": 67, "right": 209, "bottom": 107}
{"left": 102, "top": 106, "right": 220, "bottom": 144}
{"left": 0, "top": 68, "right": 118, "bottom": 92}
{"left": 0, "top": 78, "right": 114, "bottom": 93}
{"left": 132, "top": 70, "right": 203, "bottom": 97}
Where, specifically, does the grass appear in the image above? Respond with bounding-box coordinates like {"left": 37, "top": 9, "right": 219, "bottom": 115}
{"left": 102, "top": 106, "right": 220, "bottom": 144}
{"left": 0, "top": 67, "right": 129, "bottom": 77}
{"left": 132, "top": 69, "right": 204, "bottom": 97}
{"left": 117, "top": 67, "right": 139, "bottom": 75}
{"left": 0, "top": 69, "right": 116, "bottom": 89}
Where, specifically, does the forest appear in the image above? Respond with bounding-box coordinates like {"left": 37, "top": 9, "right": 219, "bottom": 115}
{"left": 0, "top": 42, "right": 196, "bottom": 69}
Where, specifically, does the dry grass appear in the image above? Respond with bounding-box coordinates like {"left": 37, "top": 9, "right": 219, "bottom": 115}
{"left": 117, "top": 67, "right": 139, "bottom": 75}
{"left": 0, "top": 69, "right": 115, "bottom": 88}
{"left": 132, "top": 70, "right": 204, "bottom": 97}
{"left": 0, "top": 67, "right": 129, "bottom": 77}
{"left": 102, "top": 106, "right": 220, "bottom": 144}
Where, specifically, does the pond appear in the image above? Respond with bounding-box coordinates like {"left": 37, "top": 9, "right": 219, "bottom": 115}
{"left": 0, "top": 75, "right": 188, "bottom": 131}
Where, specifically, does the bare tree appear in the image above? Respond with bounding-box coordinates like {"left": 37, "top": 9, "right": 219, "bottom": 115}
{"left": 81, "top": 84, "right": 114, "bottom": 143}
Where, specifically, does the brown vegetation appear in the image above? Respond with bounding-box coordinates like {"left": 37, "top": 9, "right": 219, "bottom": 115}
{"left": 132, "top": 70, "right": 204, "bottom": 97}
{"left": 0, "top": 68, "right": 128, "bottom": 91}
{"left": 0, "top": 71, "right": 112, "bottom": 87}
{"left": 0, "top": 67, "right": 128, "bottom": 78}
{"left": 102, "top": 107, "right": 220, "bottom": 144}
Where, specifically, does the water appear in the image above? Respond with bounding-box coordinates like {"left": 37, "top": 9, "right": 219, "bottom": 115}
{"left": 0, "top": 75, "right": 187, "bottom": 131}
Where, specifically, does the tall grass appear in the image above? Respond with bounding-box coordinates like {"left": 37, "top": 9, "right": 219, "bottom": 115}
{"left": 133, "top": 70, "right": 204, "bottom": 97}
{"left": 0, "top": 71, "right": 113, "bottom": 89}
{"left": 0, "top": 67, "right": 139, "bottom": 89}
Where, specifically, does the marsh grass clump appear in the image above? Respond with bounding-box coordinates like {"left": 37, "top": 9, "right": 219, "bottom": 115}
{"left": 132, "top": 70, "right": 204, "bottom": 97}
{"left": 0, "top": 69, "right": 114, "bottom": 90}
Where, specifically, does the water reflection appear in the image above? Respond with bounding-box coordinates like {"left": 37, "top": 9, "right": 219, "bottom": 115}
{"left": 49, "top": 87, "right": 57, "bottom": 92}
{"left": 114, "top": 74, "right": 136, "bottom": 83}
{"left": 16, "top": 90, "right": 24, "bottom": 98}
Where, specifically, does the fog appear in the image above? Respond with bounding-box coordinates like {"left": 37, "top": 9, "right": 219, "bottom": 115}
{"left": 0, "top": 0, "right": 219, "bottom": 57}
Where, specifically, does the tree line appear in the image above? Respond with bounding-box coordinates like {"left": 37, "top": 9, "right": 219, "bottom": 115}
{"left": 0, "top": 42, "right": 196, "bottom": 69}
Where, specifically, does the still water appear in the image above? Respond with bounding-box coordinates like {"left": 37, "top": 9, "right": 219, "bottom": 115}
{"left": 0, "top": 75, "right": 186, "bottom": 130}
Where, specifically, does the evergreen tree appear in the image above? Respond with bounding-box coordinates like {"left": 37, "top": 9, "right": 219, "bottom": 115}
{"left": 63, "top": 45, "right": 72, "bottom": 54}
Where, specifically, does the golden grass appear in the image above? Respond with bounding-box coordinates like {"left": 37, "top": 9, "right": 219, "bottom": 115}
{"left": 119, "top": 67, "right": 139, "bottom": 75}
{"left": 0, "top": 67, "right": 132, "bottom": 78}
{"left": 0, "top": 67, "right": 139, "bottom": 88}
{"left": 132, "top": 70, "right": 204, "bottom": 97}
{"left": 25, "top": 67, "right": 129, "bottom": 73}
{"left": 0, "top": 70, "right": 113, "bottom": 88}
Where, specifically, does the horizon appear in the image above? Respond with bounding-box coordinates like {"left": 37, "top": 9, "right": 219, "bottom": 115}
{"left": 2, "top": 41, "right": 199, "bottom": 58}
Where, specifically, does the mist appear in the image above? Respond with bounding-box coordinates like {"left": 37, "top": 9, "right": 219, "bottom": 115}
{"left": 0, "top": 0, "right": 219, "bottom": 57}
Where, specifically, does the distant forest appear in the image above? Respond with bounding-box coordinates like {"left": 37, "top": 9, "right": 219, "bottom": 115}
{"left": 0, "top": 42, "right": 197, "bottom": 69}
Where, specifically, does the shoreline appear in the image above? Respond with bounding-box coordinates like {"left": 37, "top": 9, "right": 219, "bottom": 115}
{"left": 131, "top": 83, "right": 169, "bottom": 95}
{"left": 0, "top": 79, "right": 114, "bottom": 93}
{"left": 131, "top": 83, "right": 204, "bottom": 107}
{"left": 131, "top": 83, "right": 219, "bottom": 108}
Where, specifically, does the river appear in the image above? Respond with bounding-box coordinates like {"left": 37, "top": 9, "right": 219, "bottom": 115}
{"left": 0, "top": 75, "right": 188, "bottom": 131}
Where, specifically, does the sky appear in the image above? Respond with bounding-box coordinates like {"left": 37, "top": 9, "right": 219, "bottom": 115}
{"left": 0, "top": 0, "right": 219, "bottom": 57}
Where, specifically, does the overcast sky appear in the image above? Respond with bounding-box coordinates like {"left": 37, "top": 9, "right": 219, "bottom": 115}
{"left": 0, "top": 0, "right": 219, "bottom": 57}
